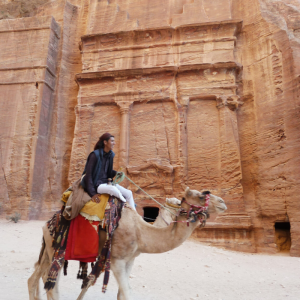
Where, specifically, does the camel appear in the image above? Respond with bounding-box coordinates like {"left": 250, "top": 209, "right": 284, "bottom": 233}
{"left": 28, "top": 187, "right": 227, "bottom": 300}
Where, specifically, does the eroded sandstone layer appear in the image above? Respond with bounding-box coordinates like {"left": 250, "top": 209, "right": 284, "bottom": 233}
{"left": 0, "top": 0, "right": 300, "bottom": 256}
{"left": 0, "top": 16, "right": 61, "bottom": 218}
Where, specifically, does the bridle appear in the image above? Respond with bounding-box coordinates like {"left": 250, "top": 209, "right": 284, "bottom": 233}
{"left": 163, "top": 194, "right": 210, "bottom": 227}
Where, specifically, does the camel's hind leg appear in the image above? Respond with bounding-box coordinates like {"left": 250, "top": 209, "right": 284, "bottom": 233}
{"left": 28, "top": 247, "right": 50, "bottom": 300}
{"left": 41, "top": 224, "right": 60, "bottom": 300}
{"left": 28, "top": 224, "right": 58, "bottom": 300}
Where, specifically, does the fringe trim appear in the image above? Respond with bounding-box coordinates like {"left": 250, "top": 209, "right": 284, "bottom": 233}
{"left": 80, "top": 212, "right": 102, "bottom": 222}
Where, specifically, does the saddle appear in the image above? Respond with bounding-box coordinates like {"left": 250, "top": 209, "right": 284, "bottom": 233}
{"left": 45, "top": 193, "right": 125, "bottom": 293}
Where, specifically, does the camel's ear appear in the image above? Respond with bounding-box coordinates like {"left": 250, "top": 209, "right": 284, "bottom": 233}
{"left": 185, "top": 187, "right": 192, "bottom": 197}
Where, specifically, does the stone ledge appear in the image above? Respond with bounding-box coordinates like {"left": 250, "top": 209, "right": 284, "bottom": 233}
{"left": 81, "top": 19, "right": 243, "bottom": 39}
{"left": 81, "top": 37, "right": 237, "bottom": 54}
{"left": 0, "top": 16, "right": 61, "bottom": 39}
{"left": 204, "top": 222, "right": 253, "bottom": 230}
{"left": 75, "top": 62, "right": 241, "bottom": 81}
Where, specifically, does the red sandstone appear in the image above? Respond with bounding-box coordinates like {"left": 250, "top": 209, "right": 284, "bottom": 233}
{"left": 0, "top": 0, "right": 299, "bottom": 256}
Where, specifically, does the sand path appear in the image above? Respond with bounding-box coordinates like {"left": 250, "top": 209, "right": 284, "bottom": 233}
{"left": 1, "top": 219, "right": 300, "bottom": 300}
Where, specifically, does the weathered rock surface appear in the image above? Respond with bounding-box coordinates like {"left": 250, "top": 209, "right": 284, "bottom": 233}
{"left": 0, "top": 0, "right": 300, "bottom": 256}
{"left": 0, "top": 15, "right": 61, "bottom": 219}
{"left": 231, "top": 0, "right": 300, "bottom": 256}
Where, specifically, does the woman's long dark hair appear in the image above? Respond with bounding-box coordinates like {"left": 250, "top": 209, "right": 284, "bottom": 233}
{"left": 94, "top": 133, "right": 114, "bottom": 150}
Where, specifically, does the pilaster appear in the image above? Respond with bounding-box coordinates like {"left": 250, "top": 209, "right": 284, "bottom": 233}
{"left": 117, "top": 101, "right": 133, "bottom": 170}
{"left": 178, "top": 96, "right": 189, "bottom": 186}
{"left": 216, "top": 95, "right": 244, "bottom": 212}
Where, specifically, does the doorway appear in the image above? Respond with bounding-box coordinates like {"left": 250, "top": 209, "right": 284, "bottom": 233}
{"left": 143, "top": 207, "right": 159, "bottom": 223}
{"left": 274, "top": 222, "right": 291, "bottom": 252}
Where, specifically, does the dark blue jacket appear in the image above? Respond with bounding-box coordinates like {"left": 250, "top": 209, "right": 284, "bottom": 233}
{"left": 81, "top": 148, "right": 116, "bottom": 197}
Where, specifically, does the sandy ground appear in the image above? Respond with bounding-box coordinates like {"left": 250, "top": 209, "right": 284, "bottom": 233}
{"left": 1, "top": 219, "right": 300, "bottom": 300}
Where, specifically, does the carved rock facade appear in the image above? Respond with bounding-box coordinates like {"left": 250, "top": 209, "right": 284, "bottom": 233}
{"left": 0, "top": 0, "right": 300, "bottom": 256}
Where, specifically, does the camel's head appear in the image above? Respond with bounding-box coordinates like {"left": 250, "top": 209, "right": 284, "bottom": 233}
{"left": 184, "top": 187, "right": 227, "bottom": 214}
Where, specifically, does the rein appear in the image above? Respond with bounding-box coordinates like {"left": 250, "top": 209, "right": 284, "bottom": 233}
{"left": 113, "top": 171, "right": 177, "bottom": 216}
{"left": 113, "top": 171, "right": 210, "bottom": 227}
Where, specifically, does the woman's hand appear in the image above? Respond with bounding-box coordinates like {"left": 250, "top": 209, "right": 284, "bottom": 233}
{"left": 92, "top": 194, "right": 101, "bottom": 203}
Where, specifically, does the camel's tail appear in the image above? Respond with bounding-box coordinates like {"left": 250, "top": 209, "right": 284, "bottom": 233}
{"left": 38, "top": 237, "right": 46, "bottom": 265}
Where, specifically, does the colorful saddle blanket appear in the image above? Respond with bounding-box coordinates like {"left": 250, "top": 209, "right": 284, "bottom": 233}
{"left": 44, "top": 194, "right": 124, "bottom": 293}
{"left": 65, "top": 214, "right": 100, "bottom": 263}
{"left": 82, "top": 196, "right": 124, "bottom": 292}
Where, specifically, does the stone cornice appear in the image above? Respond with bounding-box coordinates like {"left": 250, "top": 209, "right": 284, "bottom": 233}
{"left": 75, "top": 62, "right": 241, "bottom": 82}
{"left": 75, "top": 66, "right": 176, "bottom": 82}
{"left": 81, "top": 37, "right": 237, "bottom": 54}
{"left": 77, "top": 19, "right": 243, "bottom": 81}
{"left": 80, "top": 93, "right": 173, "bottom": 106}
{"left": 81, "top": 19, "right": 243, "bottom": 40}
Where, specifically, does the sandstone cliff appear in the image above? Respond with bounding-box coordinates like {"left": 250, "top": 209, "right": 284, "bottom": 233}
{"left": 0, "top": 0, "right": 299, "bottom": 256}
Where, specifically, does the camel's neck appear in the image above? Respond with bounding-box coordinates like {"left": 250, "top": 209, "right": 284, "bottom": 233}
{"left": 137, "top": 216, "right": 199, "bottom": 254}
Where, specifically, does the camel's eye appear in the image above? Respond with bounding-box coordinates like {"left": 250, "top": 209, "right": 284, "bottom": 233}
{"left": 218, "top": 199, "right": 223, "bottom": 203}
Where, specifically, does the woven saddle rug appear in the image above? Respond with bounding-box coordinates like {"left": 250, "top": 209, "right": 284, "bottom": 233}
{"left": 44, "top": 206, "right": 71, "bottom": 290}
{"left": 64, "top": 194, "right": 111, "bottom": 263}
{"left": 44, "top": 195, "right": 124, "bottom": 292}
{"left": 82, "top": 196, "right": 124, "bottom": 293}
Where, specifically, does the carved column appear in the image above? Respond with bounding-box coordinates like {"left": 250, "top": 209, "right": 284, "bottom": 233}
{"left": 217, "top": 95, "right": 245, "bottom": 213}
{"left": 178, "top": 96, "right": 189, "bottom": 187}
{"left": 117, "top": 101, "right": 133, "bottom": 170}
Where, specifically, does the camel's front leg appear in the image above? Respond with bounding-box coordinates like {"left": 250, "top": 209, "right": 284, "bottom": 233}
{"left": 125, "top": 257, "right": 135, "bottom": 278}
{"left": 112, "top": 259, "right": 131, "bottom": 300}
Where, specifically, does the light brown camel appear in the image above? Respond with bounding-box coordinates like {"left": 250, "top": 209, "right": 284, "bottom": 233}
{"left": 28, "top": 187, "right": 227, "bottom": 300}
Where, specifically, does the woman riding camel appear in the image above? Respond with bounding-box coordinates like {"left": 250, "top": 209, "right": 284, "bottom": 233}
{"left": 81, "top": 132, "right": 136, "bottom": 210}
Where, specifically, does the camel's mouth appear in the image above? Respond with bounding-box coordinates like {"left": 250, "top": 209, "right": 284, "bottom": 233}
{"left": 215, "top": 205, "right": 227, "bottom": 213}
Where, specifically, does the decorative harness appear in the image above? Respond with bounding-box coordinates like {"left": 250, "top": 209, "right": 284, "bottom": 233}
{"left": 114, "top": 171, "right": 211, "bottom": 227}
{"left": 163, "top": 194, "right": 211, "bottom": 227}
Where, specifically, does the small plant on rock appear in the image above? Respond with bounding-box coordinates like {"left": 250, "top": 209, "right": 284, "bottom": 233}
{"left": 6, "top": 212, "right": 21, "bottom": 223}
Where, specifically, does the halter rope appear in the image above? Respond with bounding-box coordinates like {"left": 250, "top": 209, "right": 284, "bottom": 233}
{"left": 113, "top": 171, "right": 210, "bottom": 226}
{"left": 173, "top": 194, "right": 210, "bottom": 227}
{"left": 113, "top": 171, "right": 177, "bottom": 216}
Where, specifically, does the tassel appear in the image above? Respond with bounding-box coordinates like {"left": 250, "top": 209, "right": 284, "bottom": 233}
{"left": 81, "top": 277, "right": 89, "bottom": 289}
{"left": 56, "top": 235, "right": 61, "bottom": 244}
{"left": 63, "top": 260, "right": 68, "bottom": 276}
{"left": 81, "top": 262, "right": 88, "bottom": 280}
{"left": 82, "top": 270, "right": 87, "bottom": 280}
{"left": 44, "top": 281, "right": 55, "bottom": 291}
{"left": 77, "top": 270, "right": 82, "bottom": 279}
{"left": 91, "top": 262, "right": 95, "bottom": 269}
{"left": 61, "top": 230, "right": 67, "bottom": 247}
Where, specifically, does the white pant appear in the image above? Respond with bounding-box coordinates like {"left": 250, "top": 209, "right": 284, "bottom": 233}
{"left": 97, "top": 184, "right": 136, "bottom": 210}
